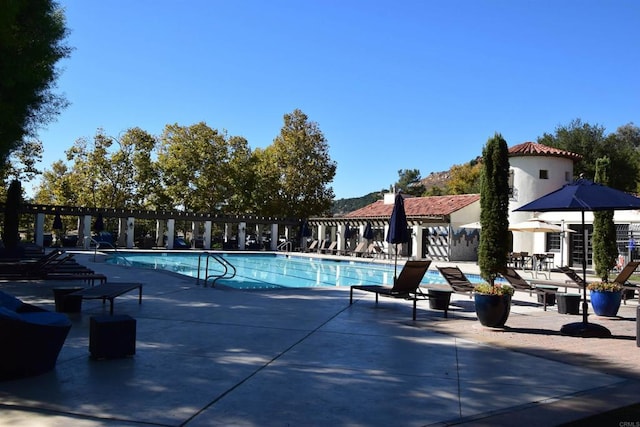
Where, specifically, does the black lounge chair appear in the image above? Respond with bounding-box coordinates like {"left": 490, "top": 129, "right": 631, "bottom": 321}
{"left": 0, "top": 290, "right": 72, "bottom": 380}
{"left": 501, "top": 267, "right": 557, "bottom": 311}
{"left": 350, "top": 260, "right": 441, "bottom": 319}
{"left": 436, "top": 266, "right": 475, "bottom": 297}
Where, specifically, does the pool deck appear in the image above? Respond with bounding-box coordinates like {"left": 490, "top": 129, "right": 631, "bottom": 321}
{"left": 1, "top": 251, "right": 640, "bottom": 426}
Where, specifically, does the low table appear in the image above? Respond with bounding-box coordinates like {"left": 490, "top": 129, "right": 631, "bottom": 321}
{"left": 70, "top": 282, "right": 143, "bottom": 315}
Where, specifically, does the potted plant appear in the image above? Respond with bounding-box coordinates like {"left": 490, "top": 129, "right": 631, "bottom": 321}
{"left": 587, "top": 281, "right": 622, "bottom": 317}
{"left": 476, "top": 133, "right": 512, "bottom": 327}
{"left": 474, "top": 283, "right": 515, "bottom": 327}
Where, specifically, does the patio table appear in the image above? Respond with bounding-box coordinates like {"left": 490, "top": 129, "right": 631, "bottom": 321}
{"left": 70, "top": 282, "right": 143, "bottom": 315}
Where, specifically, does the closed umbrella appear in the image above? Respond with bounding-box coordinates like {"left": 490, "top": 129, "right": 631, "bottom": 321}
{"left": 93, "top": 213, "right": 105, "bottom": 233}
{"left": 386, "top": 193, "right": 410, "bottom": 282}
{"left": 516, "top": 178, "right": 640, "bottom": 337}
{"left": 52, "top": 213, "right": 63, "bottom": 230}
{"left": 363, "top": 222, "right": 374, "bottom": 240}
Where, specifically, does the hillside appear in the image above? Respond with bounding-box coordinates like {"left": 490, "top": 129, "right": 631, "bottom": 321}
{"left": 331, "top": 169, "right": 452, "bottom": 215}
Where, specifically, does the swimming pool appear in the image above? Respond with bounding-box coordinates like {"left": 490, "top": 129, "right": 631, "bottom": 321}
{"left": 106, "top": 252, "right": 486, "bottom": 290}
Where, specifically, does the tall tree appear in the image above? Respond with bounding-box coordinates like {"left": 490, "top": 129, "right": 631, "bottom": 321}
{"left": 256, "top": 109, "right": 336, "bottom": 219}
{"left": 157, "top": 122, "right": 254, "bottom": 214}
{"left": 478, "top": 133, "right": 510, "bottom": 285}
{"left": 0, "top": 0, "right": 71, "bottom": 163}
{"left": 592, "top": 157, "right": 618, "bottom": 281}
{"left": 447, "top": 160, "right": 482, "bottom": 195}
{"left": 395, "top": 169, "right": 425, "bottom": 196}
{"left": 537, "top": 119, "right": 640, "bottom": 192}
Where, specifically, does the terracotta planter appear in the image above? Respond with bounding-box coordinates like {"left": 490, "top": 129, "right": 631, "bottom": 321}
{"left": 474, "top": 293, "right": 511, "bottom": 327}
{"left": 590, "top": 290, "right": 622, "bottom": 317}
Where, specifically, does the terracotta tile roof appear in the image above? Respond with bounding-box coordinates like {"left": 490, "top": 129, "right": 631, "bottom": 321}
{"left": 343, "top": 194, "right": 480, "bottom": 219}
{"left": 508, "top": 142, "right": 582, "bottom": 161}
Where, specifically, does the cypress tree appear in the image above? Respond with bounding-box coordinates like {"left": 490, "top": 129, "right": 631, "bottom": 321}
{"left": 592, "top": 157, "right": 618, "bottom": 281}
{"left": 478, "top": 133, "right": 510, "bottom": 285}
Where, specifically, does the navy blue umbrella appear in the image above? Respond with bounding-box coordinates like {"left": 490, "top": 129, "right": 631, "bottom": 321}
{"left": 344, "top": 223, "right": 352, "bottom": 239}
{"left": 300, "top": 220, "right": 312, "bottom": 238}
{"left": 516, "top": 178, "right": 640, "bottom": 337}
{"left": 363, "top": 222, "right": 374, "bottom": 240}
{"left": 386, "top": 193, "right": 410, "bottom": 281}
{"left": 52, "top": 213, "right": 63, "bottom": 230}
{"left": 93, "top": 213, "right": 105, "bottom": 233}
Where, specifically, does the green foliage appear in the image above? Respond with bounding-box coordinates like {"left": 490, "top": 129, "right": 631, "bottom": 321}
{"left": 537, "top": 119, "right": 640, "bottom": 192}
{"left": 592, "top": 157, "right": 618, "bottom": 281}
{"left": 2, "top": 180, "right": 21, "bottom": 249}
{"left": 478, "top": 133, "right": 510, "bottom": 285}
{"left": 255, "top": 109, "right": 336, "bottom": 218}
{"left": 0, "top": 0, "right": 71, "bottom": 164}
{"left": 395, "top": 169, "right": 425, "bottom": 196}
{"left": 447, "top": 161, "right": 482, "bottom": 194}
{"left": 332, "top": 192, "right": 381, "bottom": 215}
{"left": 587, "top": 282, "right": 622, "bottom": 292}
{"left": 473, "top": 283, "right": 514, "bottom": 296}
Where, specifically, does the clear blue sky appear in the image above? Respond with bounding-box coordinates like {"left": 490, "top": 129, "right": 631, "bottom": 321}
{"left": 35, "top": 0, "right": 639, "bottom": 199}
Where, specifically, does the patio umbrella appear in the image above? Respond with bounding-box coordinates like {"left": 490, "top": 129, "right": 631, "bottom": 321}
{"left": 516, "top": 178, "right": 640, "bottom": 337}
{"left": 386, "top": 193, "right": 410, "bottom": 282}
{"left": 508, "top": 218, "right": 567, "bottom": 233}
{"left": 93, "top": 213, "right": 105, "bottom": 233}
{"left": 344, "top": 223, "right": 352, "bottom": 239}
{"left": 52, "top": 213, "right": 63, "bottom": 230}
{"left": 300, "top": 220, "right": 312, "bottom": 250}
{"left": 363, "top": 222, "right": 374, "bottom": 240}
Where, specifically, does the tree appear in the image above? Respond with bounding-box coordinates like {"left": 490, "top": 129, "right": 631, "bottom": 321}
{"left": 478, "top": 133, "right": 510, "bottom": 285}
{"left": 592, "top": 157, "right": 618, "bottom": 281}
{"left": 255, "top": 109, "right": 336, "bottom": 219}
{"left": 537, "top": 119, "right": 640, "bottom": 192}
{"left": 157, "top": 122, "right": 254, "bottom": 214}
{"left": 447, "top": 160, "right": 482, "bottom": 195}
{"left": 0, "top": 0, "right": 71, "bottom": 163}
{"left": 395, "top": 169, "right": 424, "bottom": 196}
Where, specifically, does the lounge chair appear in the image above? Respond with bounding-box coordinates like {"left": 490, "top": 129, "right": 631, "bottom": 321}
{"left": 557, "top": 266, "right": 588, "bottom": 290}
{"left": 321, "top": 241, "right": 337, "bottom": 255}
{"left": 611, "top": 261, "right": 640, "bottom": 303}
{"left": 304, "top": 240, "right": 319, "bottom": 253}
{"left": 436, "top": 266, "right": 476, "bottom": 297}
{"left": 350, "top": 260, "right": 442, "bottom": 319}
{"left": 350, "top": 241, "right": 368, "bottom": 257}
{"left": 501, "top": 267, "right": 557, "bottom": 311}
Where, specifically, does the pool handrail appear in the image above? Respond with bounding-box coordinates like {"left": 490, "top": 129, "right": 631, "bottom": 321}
{"left": 197, "top": 252, "right": 237, "bottom": 287}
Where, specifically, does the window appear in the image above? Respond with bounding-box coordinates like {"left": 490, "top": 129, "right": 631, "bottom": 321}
{"left": 539, "top": 170, "right": 548, "bottom": 179}
{"left": 508, "top": 169, "right": 514, "bottom": 196}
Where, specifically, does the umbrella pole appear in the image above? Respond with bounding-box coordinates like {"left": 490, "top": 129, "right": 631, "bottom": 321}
{"left": 581, "top": 211, "right": 589, "bottom": 326}
{"left": 394, "top": 243, "right": 398, "bottom": 284}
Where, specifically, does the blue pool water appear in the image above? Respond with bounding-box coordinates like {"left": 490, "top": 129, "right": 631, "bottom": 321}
{"left": 107, "top": 252, "right": 486, "bottom": 290}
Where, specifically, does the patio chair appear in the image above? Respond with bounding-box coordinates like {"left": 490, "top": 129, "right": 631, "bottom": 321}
{"left": 350, "top": 241, "right": 368, "bottom": 257}
{"left": 0, "top": 290, "right": 72, "bottom": 380}
{"left": 611, "top": 261, "right": 640, "bottom": 304}
{"left": 321, "top": 241, "right": 337, "bottom": 255}
{"left": 304, "top": 240, "right": 319, "bottom": 253}
{"left": 501, "top": 267, "right": 557, "bottom": 311}
{"left": 350, "top": 260, "right": 441, "bottom": 319}
{"left": 557, "top": 266, "right": 588, "bottom": 290}
{"left": 436, "top": 266, "right": 475, "bottom": 297}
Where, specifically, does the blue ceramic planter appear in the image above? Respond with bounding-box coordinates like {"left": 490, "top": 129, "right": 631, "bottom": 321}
{"left": 590, "top": 290, "right": 622, "bottom": 317}
{"left": 474, "top": 293, "right": 511, "bottom": 327}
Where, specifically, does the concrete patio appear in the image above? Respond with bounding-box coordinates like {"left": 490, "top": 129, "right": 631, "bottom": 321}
{"left": 1, "top": 252, "right": 639, "bottom": 426}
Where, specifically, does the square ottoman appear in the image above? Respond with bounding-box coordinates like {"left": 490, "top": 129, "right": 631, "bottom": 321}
{"left": 90, "top": 315, "right": 136, "bottom": 359}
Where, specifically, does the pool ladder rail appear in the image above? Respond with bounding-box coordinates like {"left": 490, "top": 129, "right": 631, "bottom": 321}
{"left": 197, "top": 252, "right": 237, "bottom": 287}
